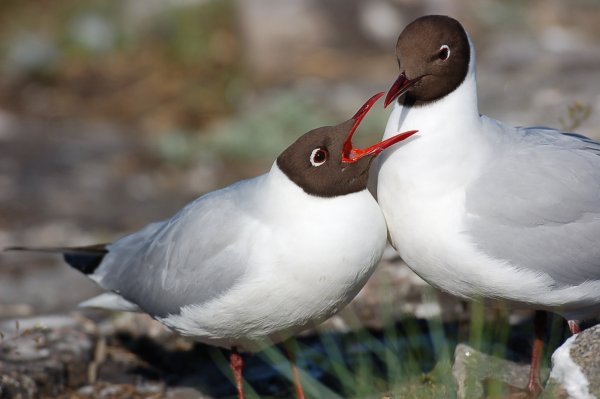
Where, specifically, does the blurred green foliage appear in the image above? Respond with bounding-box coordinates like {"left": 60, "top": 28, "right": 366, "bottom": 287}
{"left": 150, "top": 92, "right": 333, "bottom": 167}
{"left": 198, "top": 93, "right": 333, "bottom": 162}
{"left": 151, "top": 90, "right": 391, "bottom": 170}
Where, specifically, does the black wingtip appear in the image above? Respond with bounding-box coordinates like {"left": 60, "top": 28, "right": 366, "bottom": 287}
{"left": 61, "top": 244, "right": 109, "bottom": 275}
{"left": 63, "top": 252, "right": 105, "bottom": 274}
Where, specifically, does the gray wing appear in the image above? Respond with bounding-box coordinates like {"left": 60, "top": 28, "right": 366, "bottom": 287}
{"left": 465, "top": 126, "right": 600, "bottom": 286}
{"left": 93, "top": 175, "right": 266, "bottom": 317}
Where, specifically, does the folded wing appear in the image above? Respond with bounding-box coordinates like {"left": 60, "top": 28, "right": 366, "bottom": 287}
{"left": 464, "top": 126, "right": 600, "bottom": 286}
{"left": 92, "top": 175, "right": 266, "bottom": 317}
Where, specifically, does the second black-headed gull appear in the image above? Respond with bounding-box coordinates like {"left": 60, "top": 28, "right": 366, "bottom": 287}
{"left": 9, "top": 93, "right": 417, "bottom": 399}
{"left": 375, "top": 14, "right": 600, "bottom": 394}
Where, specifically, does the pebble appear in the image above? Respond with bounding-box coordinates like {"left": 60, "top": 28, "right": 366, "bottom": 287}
{"left": 546, "top": 325, "right": 600, "bottom": 399}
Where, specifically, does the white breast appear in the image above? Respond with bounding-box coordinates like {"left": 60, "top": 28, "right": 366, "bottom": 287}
{"left": 160, "top": 164, "right": 388, "bottom": 350}
{"left": 376, "top": 107, "right": 495, "bottom": 299}
{"left": 377, "top": 95, "right": 600, "bottom": 317}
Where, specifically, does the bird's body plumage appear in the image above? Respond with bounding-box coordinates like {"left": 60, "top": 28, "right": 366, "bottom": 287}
{"left": 376, "top": 33, "right": 600, "bottom": 321}
{"left": 89, "top": 163, "right": 386, "bottom": 350}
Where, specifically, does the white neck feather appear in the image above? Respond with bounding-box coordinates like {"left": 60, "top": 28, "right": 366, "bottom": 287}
{"left": 383, "top": 35, "right": 480, "bottom": 140}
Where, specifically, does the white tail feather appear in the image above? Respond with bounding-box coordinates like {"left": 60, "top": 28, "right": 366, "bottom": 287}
{"left": 79, "top": 292, "right": 141, "bottom": 312}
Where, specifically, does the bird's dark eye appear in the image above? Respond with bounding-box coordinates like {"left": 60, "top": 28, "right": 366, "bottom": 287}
{"left": 310, "top": 147, "right": 328, "bottom": 167}
{"left": 438, "top": 45, "right": 450, "bottom": 61}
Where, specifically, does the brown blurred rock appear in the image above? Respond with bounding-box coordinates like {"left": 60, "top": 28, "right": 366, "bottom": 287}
{"left": 0, "top": 315, "right": 97, "bottom": 398}
{"left": 0, "top": 313, "right": 217, "bottom": 398}
{"left": 0, "top": 374, "right": 38, "bottom": 399}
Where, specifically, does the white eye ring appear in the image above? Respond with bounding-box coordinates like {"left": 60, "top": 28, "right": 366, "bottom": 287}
{"left": 439, "top": 44, "right": 450, "bottom": 60}
{"left": 310, "top": 147, "right": 328, "bottom": 167}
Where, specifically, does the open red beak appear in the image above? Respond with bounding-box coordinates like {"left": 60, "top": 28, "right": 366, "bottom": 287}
{"left": 383, "top": 72, "right": 421, "bottom": 108}
{"left": 341, "top": 92, "right": 418, "bottom": 163}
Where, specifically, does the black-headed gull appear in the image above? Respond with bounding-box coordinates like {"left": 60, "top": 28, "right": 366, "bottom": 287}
{"left": 9, "top": 93, "right": 417, "bottom": 399}
{"left": 375, "top": 15, "right": 600, "bottom": 394}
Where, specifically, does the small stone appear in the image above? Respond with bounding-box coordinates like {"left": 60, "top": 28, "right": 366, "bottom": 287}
{"left": 545, "top": 324, "right": 600, "bottom": 399}
{"left": 165, "top": 386, "right": 214, "bottom": 399}
{"left": 77, "top": 384, "right": 95, "bottom": 395}
{"left": 135, "top": 380, "right": 164, "bottom": 394}
{"left": 453, "top": 343, "right": 546, "bottom": 399}
{"left": 99, "top": 384, "right": 124, "bottom": 398}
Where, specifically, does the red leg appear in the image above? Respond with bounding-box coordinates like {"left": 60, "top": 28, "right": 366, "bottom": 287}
{"left": 230, "top": 347, "right": 245, "bottom": 399}
{"left": 284, "top": 342, "right": 306, "bottom": 399}
{"left": 526, "top": 310, "right": 546, "bottom": 396}
{"left": 568, "top": 320, "right": 581, "bottom": 335}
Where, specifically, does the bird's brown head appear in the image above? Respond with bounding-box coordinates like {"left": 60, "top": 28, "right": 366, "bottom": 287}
{"left": 384, "top": 15, "right": 470, "bottom": 108}
{"left": 277, "top": 92, "right": 417, "bottom": 197}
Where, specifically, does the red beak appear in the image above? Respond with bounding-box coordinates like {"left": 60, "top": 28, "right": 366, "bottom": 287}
{"left": 342, "top": 92, "right": 418, "bottom": 163}
{"left": 383, "top": 72, "right": 420, "bottom": 108}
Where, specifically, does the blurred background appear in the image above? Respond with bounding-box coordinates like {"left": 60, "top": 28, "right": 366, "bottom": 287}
{"left": 1, "top": 0, "right": 600, "bottom": 397}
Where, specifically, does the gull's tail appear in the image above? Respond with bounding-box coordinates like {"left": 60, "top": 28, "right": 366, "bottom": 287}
{"left": 4, "top": 244, "right": 108, "bottom": 275}
{"left": 4, "top": 244, "right": 141, "bottom": 312}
